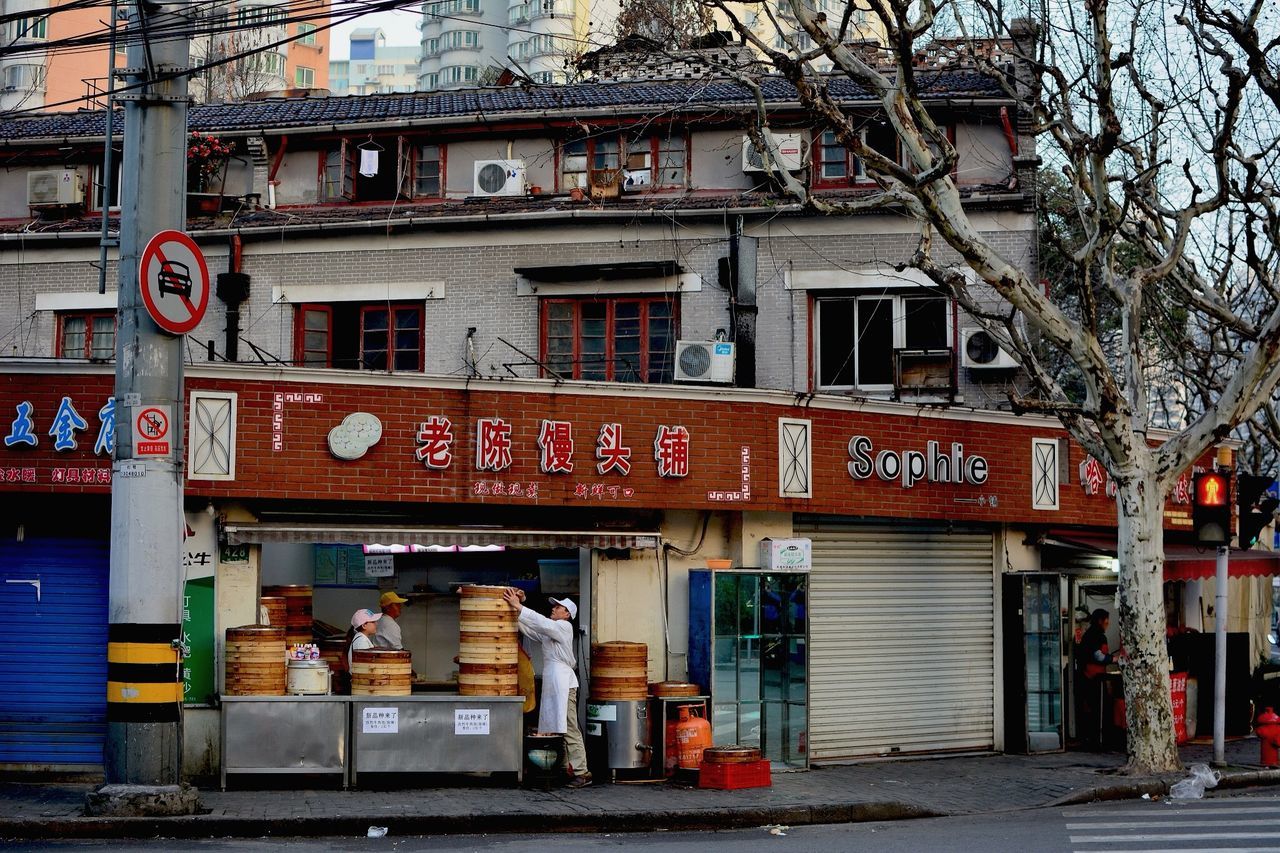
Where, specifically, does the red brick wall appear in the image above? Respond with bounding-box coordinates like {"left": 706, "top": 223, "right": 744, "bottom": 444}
{"left": 0, "top": 370, "right": 1201, "bottom": 529}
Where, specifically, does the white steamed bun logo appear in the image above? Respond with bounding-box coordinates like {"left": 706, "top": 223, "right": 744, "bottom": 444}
{"left": 327, "top": 412, "right": 383, "bottom": 460}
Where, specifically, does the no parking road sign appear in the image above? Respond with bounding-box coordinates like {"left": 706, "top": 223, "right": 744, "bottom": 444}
{"left": 140, "top": 230, "right": 209, "bottom": 335}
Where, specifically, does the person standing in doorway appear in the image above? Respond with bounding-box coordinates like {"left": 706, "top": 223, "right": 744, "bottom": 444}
{"left": 502, "top": 588, "right": 590, "bottom": 787}
{"left": 375, "top": 591, "right": 409, "bottom": 650}
{"left": 1075, "top": 608, "right": 1113, "bottom": 749}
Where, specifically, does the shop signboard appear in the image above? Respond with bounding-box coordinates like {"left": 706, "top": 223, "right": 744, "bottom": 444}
{"left": 183, "top": 511, "right": 217, "bottom": 705}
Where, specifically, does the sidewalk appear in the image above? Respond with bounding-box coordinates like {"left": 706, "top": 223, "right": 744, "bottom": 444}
{"left": 2, "top": 739, "right": 1278, "bottom": 840}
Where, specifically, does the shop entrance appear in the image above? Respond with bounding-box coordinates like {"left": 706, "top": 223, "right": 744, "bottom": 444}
{"left": 1002, "top": 573, "right": 1067, "bottom": 753}
{"left": 689, "top": 570, "right": 808, "bottom": 768}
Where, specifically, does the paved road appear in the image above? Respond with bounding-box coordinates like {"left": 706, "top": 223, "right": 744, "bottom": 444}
{"left": 10, "top": 790, "right": 1280, "bottom": 852}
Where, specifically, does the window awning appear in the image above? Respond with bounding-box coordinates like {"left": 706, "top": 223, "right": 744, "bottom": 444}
{"left": 513, "top": 261, "right": 680, "bottom": 282}
{"left": 222, "top": 522, "right": 659, "bottom": 551}
{"left": 1038, "top": 530, "right": 1280, "bottom": 581}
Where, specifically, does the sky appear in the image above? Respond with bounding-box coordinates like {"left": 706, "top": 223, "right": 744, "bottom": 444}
{"left": 329, "top": 4, "right": 422, "bottom": 60}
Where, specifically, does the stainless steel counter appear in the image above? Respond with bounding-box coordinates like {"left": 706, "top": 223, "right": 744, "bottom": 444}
{"left": 221, "top": 695, "right": 350, "bottom": 790}
{"left": 349, "top": 695, "right": 524, "bottom": 786}
{"left": 219, "top": 693, "right": 525, "bottom": 789}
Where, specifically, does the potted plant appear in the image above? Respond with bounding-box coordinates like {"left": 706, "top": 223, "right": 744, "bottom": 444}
{"left": 186, "top": 131, "right": 233, "bottom": 214}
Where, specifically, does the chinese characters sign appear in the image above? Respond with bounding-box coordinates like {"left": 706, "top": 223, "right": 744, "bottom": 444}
{"left": 363, "top": 707, "right": 399, "bottom": 734}
{"left": 4, "top": 396, "right": 114, "bottom": 455}
{"left": 414, "top": 417, "right": 693, "bottom": 486}
{"left": 454, "top": 708, "right": 490, "bottom": 735}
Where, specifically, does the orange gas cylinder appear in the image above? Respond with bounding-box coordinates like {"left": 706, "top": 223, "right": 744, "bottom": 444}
{"left": 675, "top": 705, "right": 712, "bottom": 770}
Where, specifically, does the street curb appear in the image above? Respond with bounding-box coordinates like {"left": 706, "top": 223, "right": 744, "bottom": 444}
{"left": 0, "top": 801, "right": 944, "bottom": 841}
{"left": 1047, "top": 768, "right": 1280, "bottom": 808}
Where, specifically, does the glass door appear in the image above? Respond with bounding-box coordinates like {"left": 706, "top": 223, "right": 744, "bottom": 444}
{"left": 712, "top": 572, "right": 808, "bottom": 767}
{"left": 1023, "top": 575, "right": 1063, "bottom": 751}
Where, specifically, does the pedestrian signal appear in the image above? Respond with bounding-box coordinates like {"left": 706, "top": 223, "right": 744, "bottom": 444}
{"left": 1237, "top": 473, "right": 1279, "bottom": 550}
{"left": 1192, "top": 470, "right": 1231, "bottom": 546}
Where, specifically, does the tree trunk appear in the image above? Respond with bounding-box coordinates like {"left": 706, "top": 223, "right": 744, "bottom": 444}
{"left": 1114, "top": 473, "right": 1181, "bottom": 774}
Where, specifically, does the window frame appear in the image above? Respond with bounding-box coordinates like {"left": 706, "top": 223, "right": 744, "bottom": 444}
{"left": 295, "top": 66, "right": 315, "bottom": 87}
{"left": 560, "top": 130, "right": 689, "bottom": 192}
{"left": 812, "top": 292, "right": 953, "bottom": 393}
{"left": 57, "top": 311, "right": 116, "bottom": 361}
{"left": 296, "top": 22, "right": 317, "bottom": 45}
{"left": 293, "top": 302, "right": 425, "bottom": 372}
{"left": 396, "top": 137, "right": 445, "bottom": 199}
{"left": 539, "top": 296, "right": 679, "bottom": 383}
{"left": 13, "top": 15, "right": 47, "bottom": 40}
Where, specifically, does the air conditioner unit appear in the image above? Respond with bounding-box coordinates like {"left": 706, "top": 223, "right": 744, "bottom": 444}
{"left": 961, "top": 328, "right": 1019, "bottom": 369}
{"left": 674, "top": 340, "right": 735, "bottom": 384}
{"left": 742, "top": 133, "right": 803, "bottom": 172}
{"left": 473, "top": 159, "right": 525, "bottom": 197}
{"left": 27, "top": 170, "right": 85, "bottom": 207}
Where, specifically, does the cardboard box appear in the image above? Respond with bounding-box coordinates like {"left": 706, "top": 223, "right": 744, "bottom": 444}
{"left": 759, "top": 537, "right": 811, "bottom": 571}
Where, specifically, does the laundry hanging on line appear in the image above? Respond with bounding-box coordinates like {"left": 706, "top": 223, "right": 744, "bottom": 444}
{"left": 359, "top": 148, "right": 379, "bottom": 177}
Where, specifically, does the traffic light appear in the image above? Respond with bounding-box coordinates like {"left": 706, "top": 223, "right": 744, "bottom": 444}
{"left": 1192, "top": 470, "right": 1232, "bottom": 546}
{"left": 1237, "top": 473, "right": 1279, "bottom": 550}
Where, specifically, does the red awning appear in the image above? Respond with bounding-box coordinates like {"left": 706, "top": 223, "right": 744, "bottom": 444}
{"left": 1040, "top": 530, "right": 1280, "bottom": 581}
{"left": 1164, "top": 549, "right": 1280, "bottom": 581}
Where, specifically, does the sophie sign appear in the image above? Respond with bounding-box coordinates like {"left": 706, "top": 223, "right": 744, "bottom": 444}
{"left": 139, "top": 230, "right": 210, "bottom": 335}
{"left": 847, "top": 436, "right": 989, "bottom": 488}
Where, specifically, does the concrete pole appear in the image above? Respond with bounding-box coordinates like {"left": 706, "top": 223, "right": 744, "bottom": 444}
{"left": 104, "top": 0, "right": 190, "bottom": 786}
{"left": 1213, "top": 544, "right": 1228, "bottom": 766}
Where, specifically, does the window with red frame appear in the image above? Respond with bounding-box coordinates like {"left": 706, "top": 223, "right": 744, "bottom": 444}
{"left": 58, "top": 311, "right": 115, "bottom": 360}
{"left": 561, "top": 132, "right": 688, "bottom": 191}
{"left": 813, "top": 123, "right": 899, "bottom": 187}
{"left": 541, "top": 297, "right": 678, "bottom": 383}
{"left": 295, "top": 302, "right": 423, "bottom": 371}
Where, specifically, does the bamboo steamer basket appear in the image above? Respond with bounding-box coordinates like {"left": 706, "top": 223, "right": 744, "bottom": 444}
{"left": 457, "top": 585, "right": 519, "bottom": 696}
{"left": 590, "top": 641, "right": 648, "bottom": 701}
{"left": 650, "top": 681, "right": 702, "bottom": 698}
{"left": 259, "top": 596, "right": 287, "bottom": 628}
{"left": 702, "top": 745, "right": 761, "bottom": 764}
{"left": 225, "top": 625, "right": 286, "bottom": 696}
{"left": 261, "top": 585, "right": 313, "bottom": 645}
{"left": 457, "top": 663, "right": 520, "bottom": 696}
{"left": 318, "top": 638, "right": 348, "bottom": 673}
{"left": 350, "top": 649, "right": 412, "bottom": 696}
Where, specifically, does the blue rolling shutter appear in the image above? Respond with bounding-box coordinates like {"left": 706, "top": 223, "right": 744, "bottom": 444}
{"left": 0, "top": 538, "right": 109, "bottom": 769}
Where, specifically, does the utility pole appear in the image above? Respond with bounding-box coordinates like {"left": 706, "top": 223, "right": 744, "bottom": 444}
{"left": 92, "top": 0, "right": 198, "bottom": 810}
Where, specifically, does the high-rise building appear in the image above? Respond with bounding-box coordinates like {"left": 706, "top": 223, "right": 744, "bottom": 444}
{"left": 417, "top": 0, "right": 620, "bottom": 90}
{"left": 330, "top": 28, "right": 420, "bottom": 96}
{"left": 0, "top": 0, "right": 330, "bottom": 112}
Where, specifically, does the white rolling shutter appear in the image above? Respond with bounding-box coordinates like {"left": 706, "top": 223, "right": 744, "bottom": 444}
{"left": 797, "top": 519, "right": 996, "bottom": 762}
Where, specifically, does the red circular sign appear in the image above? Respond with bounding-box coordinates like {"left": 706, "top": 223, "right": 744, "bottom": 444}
{"left": 139, "top": 230, "right": 210, "bottom": 335}
{"left": 135, "top": 407, "right": 170, "bottom": 440}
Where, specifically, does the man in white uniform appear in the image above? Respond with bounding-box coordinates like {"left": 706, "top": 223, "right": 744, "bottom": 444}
{"left": 374, "top": 591, "right": 408, "bottom": 649}
{"left": 502, "top": 588, "right": 589, "bottom": 787}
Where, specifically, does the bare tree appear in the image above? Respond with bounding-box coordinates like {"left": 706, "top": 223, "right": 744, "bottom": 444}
{"left": 684, "top": 0, "right": 1280, "bottom": 773}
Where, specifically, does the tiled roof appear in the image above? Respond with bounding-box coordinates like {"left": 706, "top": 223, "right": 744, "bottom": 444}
{"left": 0, "top": 183, "right": 1025, "bottom": 236}
{"left": 0, "top": 73, "right": 1007, "bottom": 141}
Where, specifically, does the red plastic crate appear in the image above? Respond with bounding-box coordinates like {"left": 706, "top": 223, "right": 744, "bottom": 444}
{"left": 697, "top": 759, "right": 771, "bottom": 790}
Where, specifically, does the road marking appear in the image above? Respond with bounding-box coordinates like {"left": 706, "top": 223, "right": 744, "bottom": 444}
{"left": 1067, "top": 818, "right": 1280, "bottom": 829}
{"left": 1070, "top": 832, "right": 1280, "bottom": 842}
{"left": 1065, "top": 806, "right": 1280, "bottom": 817}
{"left": 1075, "top": 848, "right": 1280, "bottom": 853}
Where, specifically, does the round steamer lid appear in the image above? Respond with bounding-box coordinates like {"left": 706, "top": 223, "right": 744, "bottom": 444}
{"left": 650, "top": 681, "right": 701, "bottom": 696}
{"left": 702, "top": 745, "right": 761, "bottom": 764}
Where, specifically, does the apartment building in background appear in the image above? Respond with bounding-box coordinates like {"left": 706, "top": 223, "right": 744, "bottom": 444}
{"left": 0, "top": 0, "right": 329, "bottom": 111}
{"left": 330, "top": 28, "right": 419, "bottom": 95}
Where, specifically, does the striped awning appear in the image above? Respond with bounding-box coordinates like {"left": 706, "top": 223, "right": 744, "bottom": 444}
{"left": 222, "top": 522, "right": 659, "bottom": 550}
